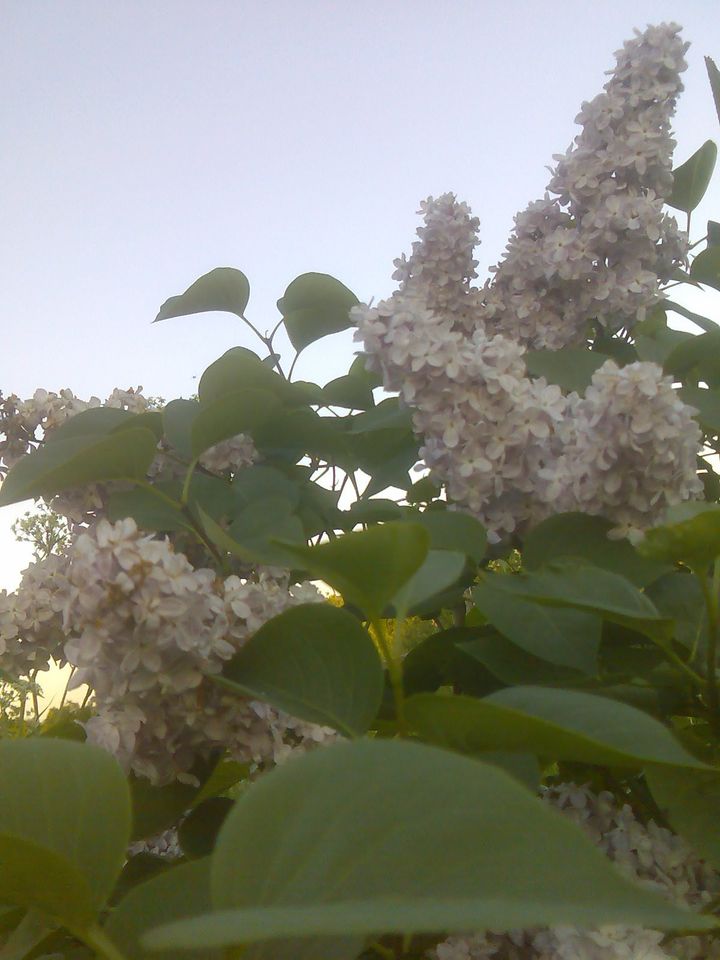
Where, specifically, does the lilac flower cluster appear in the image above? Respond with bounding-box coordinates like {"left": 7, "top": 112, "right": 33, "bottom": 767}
{"left": 355, "top": 24, "right": 702, "bottom": 542}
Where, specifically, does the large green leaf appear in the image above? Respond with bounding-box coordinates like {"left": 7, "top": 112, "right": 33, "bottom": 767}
{"left": 107, "top": 487, "right": 192, "bottom": 534}
{"left": 347, "top": 398, "right": 412, "bottom": 434}
{"left": 472, "top": 580, "right": 601, "bottom": 675}
{"left": 522, "top": 512, "right": 668, "bottom": 587}
{"left": 667, "top": 141, "right": 717, "bottom": 213}
{"left": 48, "top": 407, "right": 134, "bottom": 443}
{"left": 637, "top": 502, "right": 720, "bottom": 568}
{"left": 322, "top": 375, "right": 375, "bottom": 411}
{"left": 154, "top": 268, "right": 250, "bottom": 323}
{"left": 484, "top": 563, "right": 667, "bottom": 638}
{"left": 525, "top": 348, "right": 609, "bottom": 393}
{"left": 198, "top": 348, "right": 291, "bottom": 406}
{"left": 391, "top": 551, "right": 467, "bottom": 618}
{"left": 217, "top": 604, "right": 383, "bottom": 737}
{"left": 191, "top": 389, "right": 280, "bottom": 457}
{"left": 277, "top": 273, "right": 359, "bottom": 354}
{"left": 0, "top": 739, "right": 131, "bottom": 927}
{"left": 143, "top": 740, "right": 712, "bottom": 957}
{"left": 106, "top": 858, "right": 218, "bottom": 960}
{"left": 405, "top": 689, "right": 709, "bottom": 771}
{"left": 690, "top": 249, "right": 720, "bottom": 294}
{"left": 406, "top": 509, "right": 486, "bottom": 563}
{"left": 459, "top": 631, "right": 586, "bottom": 687}
{"left": 0, "top": 428, "right": 157, "bottom": 507}
{"left": 278, "top": 523, "right": 429, "bottom": 618}
{"left": 647, "top": 766, "right": 720, "bottom": 871}
{"left": 162, "top": 399, "right": 199, "bottom": 459}
{"left": 664, "top": 328, "right": 720, "bottom": 383}
{"left": 0, "top": 835, "right": 95, "bottom": 932}
{"left": 681, "top": 385, "right": 720, "bottom": 433}
{"left": 198, "top": 505, "right": 302, "bottom": 569}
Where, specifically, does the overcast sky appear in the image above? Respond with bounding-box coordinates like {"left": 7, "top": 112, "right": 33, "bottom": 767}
{"left": 2, "top": 0, "right": 720, "bottom": 590}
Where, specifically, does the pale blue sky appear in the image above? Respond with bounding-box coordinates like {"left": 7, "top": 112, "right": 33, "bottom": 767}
{"left": 2, "top": 0, "right": 720, "bottom": 588}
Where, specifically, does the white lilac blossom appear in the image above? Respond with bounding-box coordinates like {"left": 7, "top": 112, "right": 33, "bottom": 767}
{"left": 60, "top": 518, "right": 334, "bottom": 784}
{"left": 199, "top": 432, "right": 258, "bottom": 475}
{"left": 484, "top": 23, "right": 688, "bottom": 350}
{"left": 431, "top": 783, "right": 720, "bottom": 960}
{"left": 555, "top": 361, "right": 703, "bottom": 543}
{"left": 0, "top": 553, "right": 72, "bottom": 680}
{"left": 355, "top": 24, "right": 701, "bottom": 542}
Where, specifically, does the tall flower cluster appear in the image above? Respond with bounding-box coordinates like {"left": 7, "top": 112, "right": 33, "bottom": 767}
{"left": 355, "top": 24, "right": 701, "bottom": 541}
{"left": 432, "top": 782, "right": 720, "bottom": 960}
{"left": 58, "top": 518, "right": 333, "bottom": 785}
{"left": 484, "top": 24, "right": 688, "bottom": 350}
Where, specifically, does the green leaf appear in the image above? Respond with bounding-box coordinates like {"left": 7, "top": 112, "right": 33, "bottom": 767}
{"left": 217, "top": 604, "right": 383, "bottom": 737}
{"left": 191, "top": 389, "right": 280, "bottom": 457}
{"left": 178, "top": 799, "right": 234, "bottom": 860}
{"left": 525, "top": 348, "right": 610, "bottom": 393}
{"left": 405, "top": 688, "right": 710, "bottom": 770}
{"left": 277, "top": 273, "right": 359, "bottom": 354}
{"left": 106, "top": 858, "right": 219, "bottom": 960}
{"left": 484, "top": 562, "right": 666, "bottom": 635}
{"left": 459, "top": 631, "right": 586, "bottom": 687}
{"left": 143, "top": 740, "right": 712, "bottom": 957}
{"left": 0, "top": 908, "right": 56, "bottom": 960}
{"left": 522, "top": 512, "right": 668, "bottom": 587}
{"left": 107, "top": 487, "right": 192, "bottom": 534}
{"left": 48, "top": 407, "right": 134, "bottom": 443}
{"left": 0, "top": 836, "right": 95, "bottom": 932}
{"left": 401, "top": 628, "right": 499, "bottom": 697}
{"left": 228, "top": 497, "right": 306, "bottom": 565}
{"left": 644, "top": 571, "right": 708, "bottom": 651}
{"left": 681, "top": 386, "right": 720, "bottom": 434}
{"left": 254, "top": 409, "right": 347, "bottom": 462}
{"left": 0, "top": 739, "right": 131, "bottom": 926}
{"left": 342, "top": 499, "right": 403, "bottom": 525}
{"left": 322, "top": 375, "right": 375, "bottom": 411}
{"left": 192, "top": 761, "right": 249, "bottom": 808}
{"left": 665, "top": 300, "right": 718, "bottom": 334}
{"left": 349, "top": 354, "right": 382, "bottom": 389}
{"left": 706, "top": 57, "right": 720, "bottom": 127}
{"left": 637, "top": 502, "right": 720, "bottom": 568}
{"left": 472, "top": 580, "right": 601, "bottom": 675}
{"left": 154, "top": 268, "right": 250, "bottom": 323}
{"left": 667, "top": 141, "right": 718, "bottom": 213}
{"left": 0, "top": 429, "right": 158, "bottom": 507}
{"left": 647, "top": 766, "right": 720, "bottom": 871}
{"left": 406, "top": 510, "right": 486, "bottom": 563}
{"left": 277, "top": 522, "right": 429, "bottom": 618}
{"left": 347, "top": 398, "right": 412, "bottom": 434}
{"left": 198, "top": 348, "right": 291, "bottom": 406}
{"left": 129, "top": 775, "right": 199, "bottom": 842}
{"left": 162, "top": 399, "right": 199, "bottom": 459}
{"left": 690, "top": 248, "right": 720, "bottom": 294}
{"left": 232, "top": 466, "right": 301, "bottom": 510}
{"left": 197, "top": 505, "right": 300, "bottom": 568}
{"left": 391, "top": 551, "right": 467, "bottom": 618}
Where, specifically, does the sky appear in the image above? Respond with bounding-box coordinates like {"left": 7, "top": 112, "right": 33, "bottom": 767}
{"left": 2, "top": 0, "right": 720, "bottom": 595}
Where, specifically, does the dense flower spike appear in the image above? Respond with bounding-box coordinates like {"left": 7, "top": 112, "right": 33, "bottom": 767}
{"left": 355, "top": 23, "right": 701, "bottom": 541}
{"left": 432, "top": 783, "right": 720, "bottom": 960}
{"left": 58, "top": 518, "right": 333, "bottom": 784}
{"left": 485, "top": 23, "right": 688, "bottom": 349}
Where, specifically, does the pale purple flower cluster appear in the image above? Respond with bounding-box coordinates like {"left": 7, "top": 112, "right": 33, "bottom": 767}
{"left": 432, "top": 782, "right": 720, "bottom": 960}
{"left": 55, "top": 518, "right": 333, "bottom": 785}
{"left": 485, "top": 23, "right": 688, "bottom": 350}
{"left": 355, "top": 24, "right": 702, "bottom": 542}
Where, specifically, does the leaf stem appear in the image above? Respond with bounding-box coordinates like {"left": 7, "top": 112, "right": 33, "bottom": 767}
{"left": 696, "top": 560, "right": 720, "bottom": 724}
{"left": 81, "top": 925, "right": 131, "bottom": 960}
{"left": 372, "top": 618, "right": 406, "bottom": 735}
